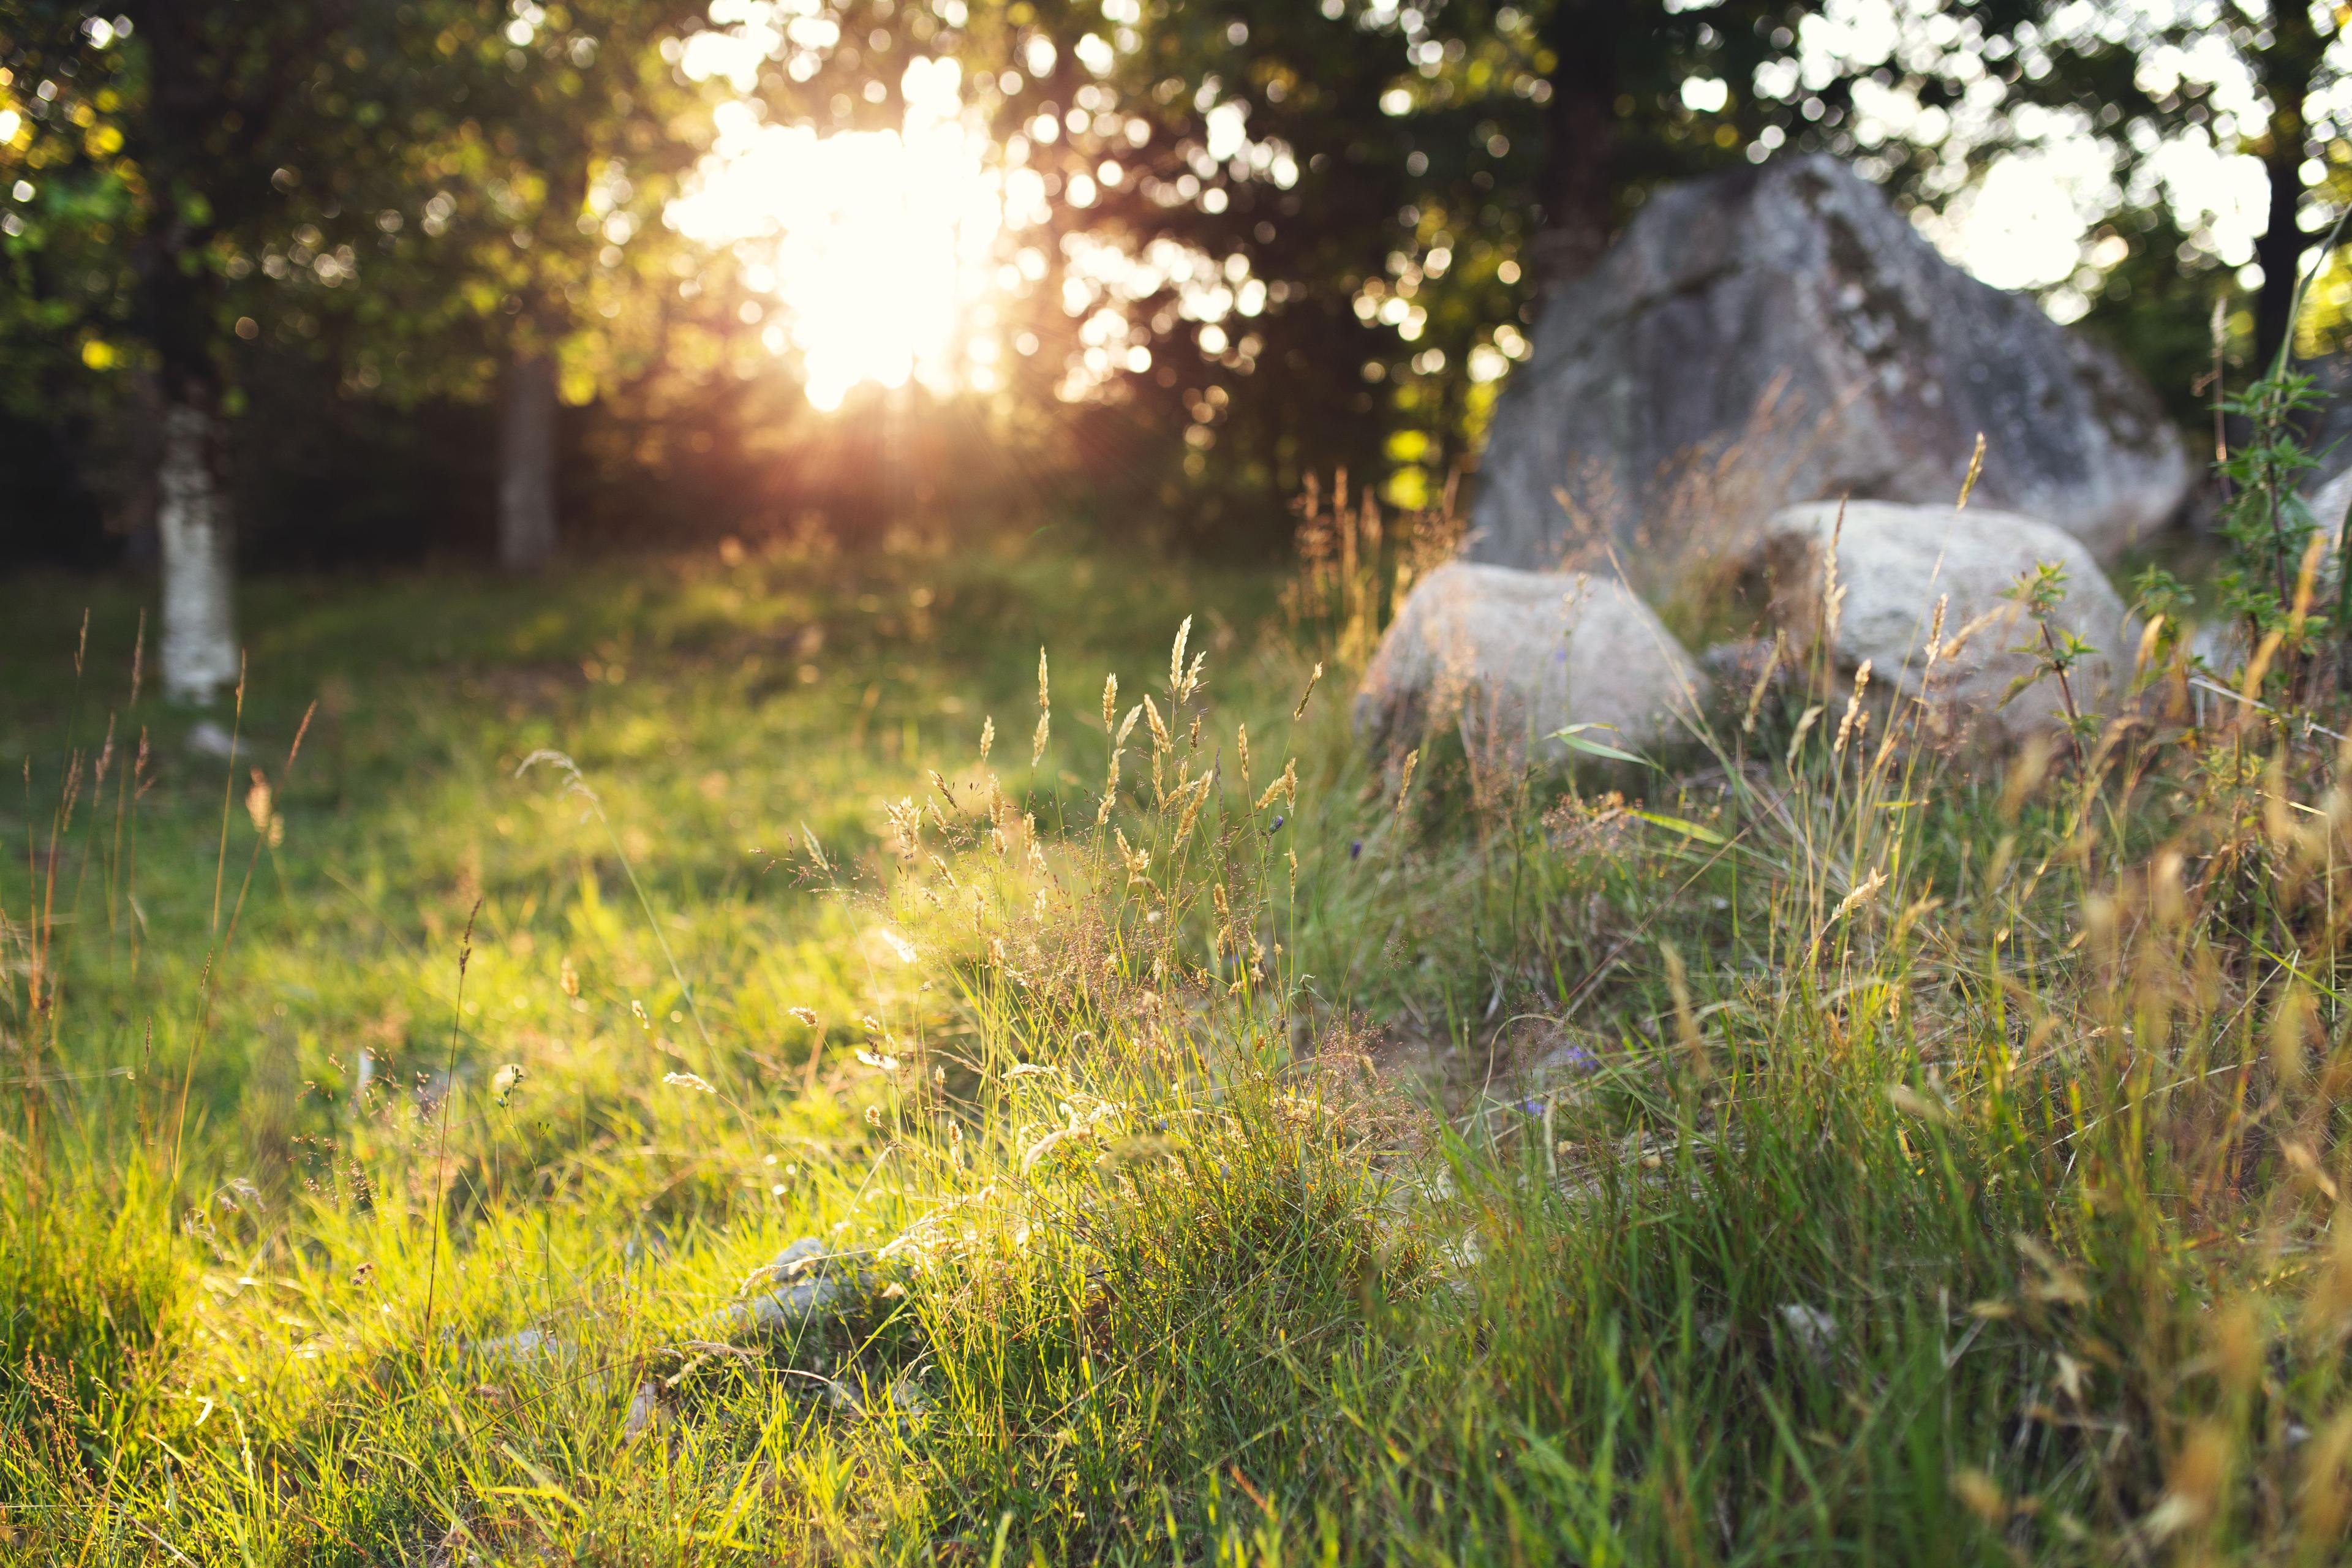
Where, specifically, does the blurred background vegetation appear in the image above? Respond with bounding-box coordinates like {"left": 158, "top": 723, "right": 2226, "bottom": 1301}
{"left": 1, "top": 0, "right": 2341, "bottom": 578}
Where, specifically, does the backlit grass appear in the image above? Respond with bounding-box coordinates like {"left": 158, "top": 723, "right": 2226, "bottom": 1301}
{"left": 7, "top": 529, "right": 2352, "bottom": 1564}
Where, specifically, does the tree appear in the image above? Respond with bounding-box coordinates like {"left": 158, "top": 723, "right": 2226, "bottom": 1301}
{"left": 2005, "top": 1, "right": 2340, "bottom": 372}
{"left": 0, "top": 1, "right": 421, "bottom": 701}
{"left": 328, "top": 0, "right": 721, "bottom": 570}
{"left": 739, "top": 0, "right": 2045, "bottom": 532}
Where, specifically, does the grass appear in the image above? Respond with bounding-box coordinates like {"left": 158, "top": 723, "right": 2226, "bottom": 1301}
{"left": 6, "top": 520, "right": 2352, "bottom": 1564}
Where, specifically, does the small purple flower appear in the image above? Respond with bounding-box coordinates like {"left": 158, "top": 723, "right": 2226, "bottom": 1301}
{"left": 1349, "top": 839, "right": 1363, "bottom": 859}
{"left": 1537, "top": 1044, "right": 1599, "bottom": 1080}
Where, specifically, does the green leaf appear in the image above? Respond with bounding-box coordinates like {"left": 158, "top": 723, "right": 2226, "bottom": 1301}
{"left": 1629, "top": 810, "right": 1726, "bottom": 846}
{"left": 1548, "top": 724, "right": 1651, "bottom": 767}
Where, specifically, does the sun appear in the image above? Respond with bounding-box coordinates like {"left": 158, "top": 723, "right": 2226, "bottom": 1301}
{"left": 669, "top": 58, "right": 1009, "bottom": 412}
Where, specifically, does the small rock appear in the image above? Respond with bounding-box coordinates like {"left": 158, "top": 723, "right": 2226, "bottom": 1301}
{"left": 622, "top": 1379, "right": 667, "bottom": 1442}
{"left": 888, "top": 1370, "right": 930, "bottom": 1416}
{"left": 715, "top": 1237, "right": 873, "bottom": 1341}
{"left": 186, "top": 719, "right": 239, "bottom": 760}
{"left": 1700, "top": 636, "right": 1781, "bottom": 698}
{"left": 1355, "top": 562, "right": 1705, "bottom": 769}
{"left": 1777, "top": 1302, "right": 1840, "bottom": 1368}
{"left": 1743, "top": 500, "right": 2135, "bottom": 752}
{"left": 470, "top": 1328, "right": 566, "bottom": 1364}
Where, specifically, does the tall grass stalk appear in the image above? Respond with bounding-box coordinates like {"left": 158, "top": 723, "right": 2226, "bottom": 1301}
{"left": 8, "top": 538, "right": 2352, "bottom": 1560}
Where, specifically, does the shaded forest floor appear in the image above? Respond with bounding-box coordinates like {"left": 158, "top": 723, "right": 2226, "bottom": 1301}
{"left": 6, "top": 534, "right": 2352, "bottom": 1564}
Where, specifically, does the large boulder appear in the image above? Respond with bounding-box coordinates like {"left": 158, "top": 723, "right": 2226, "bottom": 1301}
{"left": 1356, "top": 563, "right": 1703, "bottom": 766}
{"left": 1744, "top": 500, "right": 2136, "bottom": 750}
{"left": 1469, "top": 156, "right": 2190, "bottom": 575}
{"left": 2288, "top": 354, "right": 2352, "bottom": 532}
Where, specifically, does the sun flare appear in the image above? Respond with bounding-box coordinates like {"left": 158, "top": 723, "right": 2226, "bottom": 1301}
{"left": 670, "top": 59, "right": 1009, "bottom": 411}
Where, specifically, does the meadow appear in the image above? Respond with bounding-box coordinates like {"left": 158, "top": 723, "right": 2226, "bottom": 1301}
{"left": 5, "top": 514, "right": 2352, "bottom": 1566}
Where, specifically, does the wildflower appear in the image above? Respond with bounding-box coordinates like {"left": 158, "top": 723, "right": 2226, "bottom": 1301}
{"left": 1543, "top": 1043, "right": 1599, "bottom": 1076}
{"left": 491, "top": 1063, "right": 526, "bottom": 1107}
{"left": 790, "top": 1006, "right": 821, "bottom": 1030}
{"left": 665, "top": 1072, "right": 717, "bottom": 1094}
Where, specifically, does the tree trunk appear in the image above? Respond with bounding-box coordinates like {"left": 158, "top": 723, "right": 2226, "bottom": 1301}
{"left": 497, "top": 353, "right": 559, "bottom": 570}
{"left": 2252, "top": 13, "right": 2322, "bottom": 371}
{"left": 2254, "top": 138, "right": 2310, "bottom": 372}
{"left": 1532, "top": 0, "right": 1626, "bottom": 291}
{"left": 156, "top": 394, "right": 239, "bottom": 706}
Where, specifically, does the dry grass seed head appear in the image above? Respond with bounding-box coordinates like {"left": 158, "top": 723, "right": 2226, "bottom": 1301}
{"left": 1785, "top": 704, "right": 1824, "bottom": 774}
{"left": 1833, "top": 661, "right": 1872, "bottom": 758}
{"left": 1740, "top": 633, "right": 1782, "bottom": 735}
{"left": 1256, "top": 759, "right": 1297, "bottom": 813}
{"left": 1169, "top": 616, "right": 1192, "bottom": 697}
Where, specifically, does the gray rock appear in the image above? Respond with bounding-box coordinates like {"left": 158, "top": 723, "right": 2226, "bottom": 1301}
{"left": 2190, "top": 619, "right": 2246, "bottom": 681}
{"left": 1777, "top": 1303, "right": 1841, "bottom": 1369}
{"left": 1355, "top": 562, "right": 1703, "bottom": 768}
{"left": 622, "top": 1379, "right": 667, "bottom": 1442}
{"left": 2284, "top": 352, "right": 2352, "bottom": 526}
{"left": 717, "top": 1236, "right": 872, "bottom": 1341}
{"left": 186, "top": 719, "right": 239, "bottom": 760}
{"left": 2310, "top": 466, "right": 2352, "bottom": 540}
{"left": 1469, "top": 156, "right": 2190, "bottom": 576}
{"left": 470, "top": 1327, "right": 568, "bottom": 1364}
{"left": 1745, "top": 500, "right": 2136, "bottom": 750}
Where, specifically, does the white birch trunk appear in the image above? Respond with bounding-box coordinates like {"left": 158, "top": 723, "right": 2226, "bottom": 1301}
{"left": 497, "top": 353, "right": 559, "bottom": 570}
{"left": 157, "top": 398, "right": 239, "bottom": 706}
